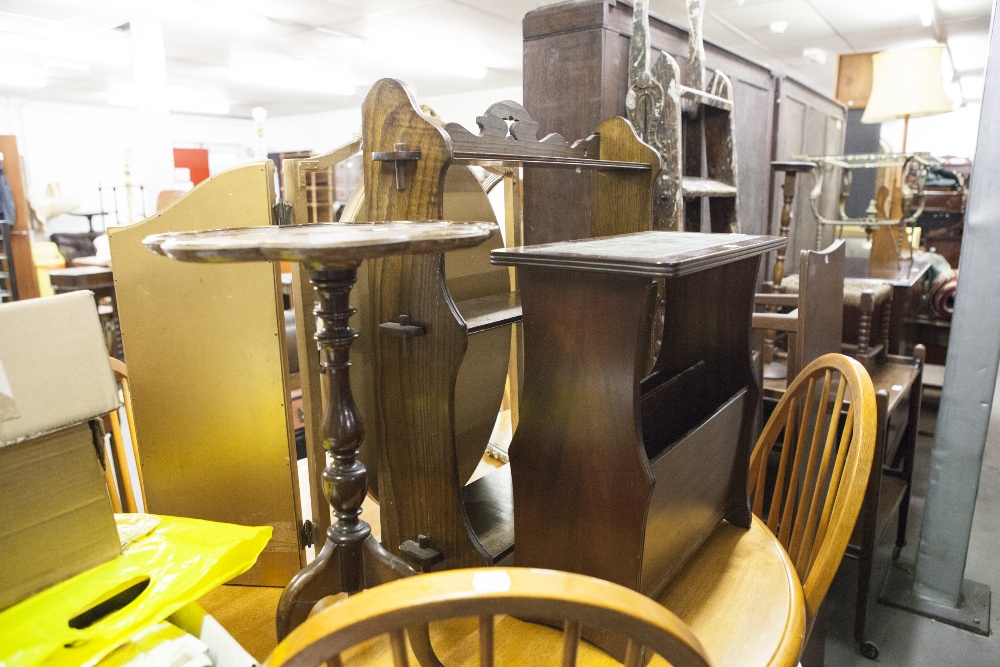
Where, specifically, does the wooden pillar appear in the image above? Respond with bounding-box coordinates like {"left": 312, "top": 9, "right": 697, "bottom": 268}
{"left": 0, "top": 136, "right": 39, "bottom": 299}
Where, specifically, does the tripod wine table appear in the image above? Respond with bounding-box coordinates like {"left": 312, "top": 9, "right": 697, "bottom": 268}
{"left": 145, "top": 221, "right": 498, "bottom": 638}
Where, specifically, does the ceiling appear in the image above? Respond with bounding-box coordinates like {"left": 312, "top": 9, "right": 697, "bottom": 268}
{"left": 0, "top": 0, "right": 992, "bottom": 119}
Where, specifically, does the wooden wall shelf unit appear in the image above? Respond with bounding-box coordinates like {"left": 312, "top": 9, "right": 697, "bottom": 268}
{"left": 280, "top": 78, "right": 661, "bottom": 616}
{"left": 494, "top": 230, "right": 783, "bottom": 657}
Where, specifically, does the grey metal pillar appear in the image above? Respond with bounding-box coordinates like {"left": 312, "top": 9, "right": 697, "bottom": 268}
{"left": 880, "top": 0, "right": 997, "bottom": 634}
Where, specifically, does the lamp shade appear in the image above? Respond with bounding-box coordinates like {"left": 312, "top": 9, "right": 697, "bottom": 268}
{"left": 861, "top": 44, "right": 953, "bottom": 124}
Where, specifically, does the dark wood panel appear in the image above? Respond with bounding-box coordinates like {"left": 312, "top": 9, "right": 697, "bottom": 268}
{"left": 523, "top": 0, "right": 782, "bottom": 246}
{"left": 642, "top": 390, "right": 746, "bottom": 597}
{"left": 733, "top": 81, "right": 777, "bottom": 237}
{"left": 511, "top": 265, "right": 653, "bottom": 591}
{"left": 770, "top": 77, "right": 847, "bottom": 268}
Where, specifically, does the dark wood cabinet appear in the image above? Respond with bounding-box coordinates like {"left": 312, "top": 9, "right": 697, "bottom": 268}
{"left": 521, "top": 0, "right": 845, "bottom": 278}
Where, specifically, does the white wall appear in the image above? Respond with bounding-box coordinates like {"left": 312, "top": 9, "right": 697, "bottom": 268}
{"left": 0, "top": 84, "right": 522, "bottom": 237}
{"left": 0, "top": 95, "right": 258, "bottom": 235}
{"left": 263, "top": 85, "right": 523, "bottom": 156}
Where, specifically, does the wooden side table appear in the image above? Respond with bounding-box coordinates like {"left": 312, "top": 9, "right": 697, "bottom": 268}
{"left": 145, "top": 221, "right": 498, "bottom": 640}
{"left": 493, "top": 230, "right": 784, "bottom": 659}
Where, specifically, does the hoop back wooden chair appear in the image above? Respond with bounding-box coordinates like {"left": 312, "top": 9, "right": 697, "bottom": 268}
{"left": 102, "top": 357, "right": 146, "bottom": 513}
{"left": 749, "top": 353, "right": 877, "bottom": 630}
{"left": 265, "top": 567, "right": 712, "bottom": 667}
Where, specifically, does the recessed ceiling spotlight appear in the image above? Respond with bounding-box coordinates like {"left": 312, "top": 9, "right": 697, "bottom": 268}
{"left": 803, "top": 47, "right": 827, "bottom": 65}
{"left": 769, "top": 20, "right": 788, "bottom": 34}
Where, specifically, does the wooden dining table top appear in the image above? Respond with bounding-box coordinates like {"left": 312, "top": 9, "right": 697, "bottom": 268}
{"left": 212, "top": 514, "right": 805, "bottom": 667}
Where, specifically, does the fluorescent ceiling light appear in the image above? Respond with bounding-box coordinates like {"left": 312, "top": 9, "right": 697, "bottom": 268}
{"left": 168, "top": 98, "right": 232, "bottom": 116}
{"left": 132, "top": 0, "right": 269, "bottom": 34}
{"left": 228, "top": 52, "right": 356, "bottom": 96}
{"left": 0, "top": 71, "right": 45, "bottom": 89}
{"left": 356, "top": 20, "right": 495, "bottom": 78}
{"left": 228, "top": 67, "right": 356, "bottom": 96}
{"left": 0, "top": 32, "right": 130, "bottom": 67}
{"left": 356, "top": 40, "right": 487, "bottom": 80}
{"left": 108, "top": 84, "right": 232, "bottom": 115}
{"left": 315, "top": 27, "right": 351, "bottom": 37}
{"left": 43, "top": 60, "right": 91, "bottom": 76}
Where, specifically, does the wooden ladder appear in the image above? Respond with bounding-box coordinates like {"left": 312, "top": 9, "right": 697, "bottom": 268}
{"left": 627, "top": 0, "right": 739, "bottom": 233}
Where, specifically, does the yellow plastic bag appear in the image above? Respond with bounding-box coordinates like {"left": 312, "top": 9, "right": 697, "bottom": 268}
{"left": 0, "top": 514, "right": 271, "bottom": 667}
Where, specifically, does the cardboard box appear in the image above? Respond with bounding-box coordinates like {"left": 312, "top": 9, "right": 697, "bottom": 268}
{"left": 0, "top": 291, "right": 122, "bottom": 610}
{"left": 0, "top": 292, "right": 120, "bottom": 445}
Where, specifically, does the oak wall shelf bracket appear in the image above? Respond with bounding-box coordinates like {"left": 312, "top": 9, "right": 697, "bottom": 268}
{"left": 326, "top": 78, "right": 661, "bottom": 584}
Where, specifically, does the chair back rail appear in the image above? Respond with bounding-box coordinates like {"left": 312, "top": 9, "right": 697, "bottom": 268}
{"left": 749, "top": 353, "right": 877, "bottom": 628}
{"left": 265, "top": 568, "right": 712, "bottom": 667}
{"left": 104, "top": 357, "right": 145, "bottom": 513}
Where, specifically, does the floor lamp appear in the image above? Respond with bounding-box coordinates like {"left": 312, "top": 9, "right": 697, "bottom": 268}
{"left": 859, "top": 44, "right": 952, "bottom": 272}
{"left": 861, "top": 44, "right": 953, "bottom": 152}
